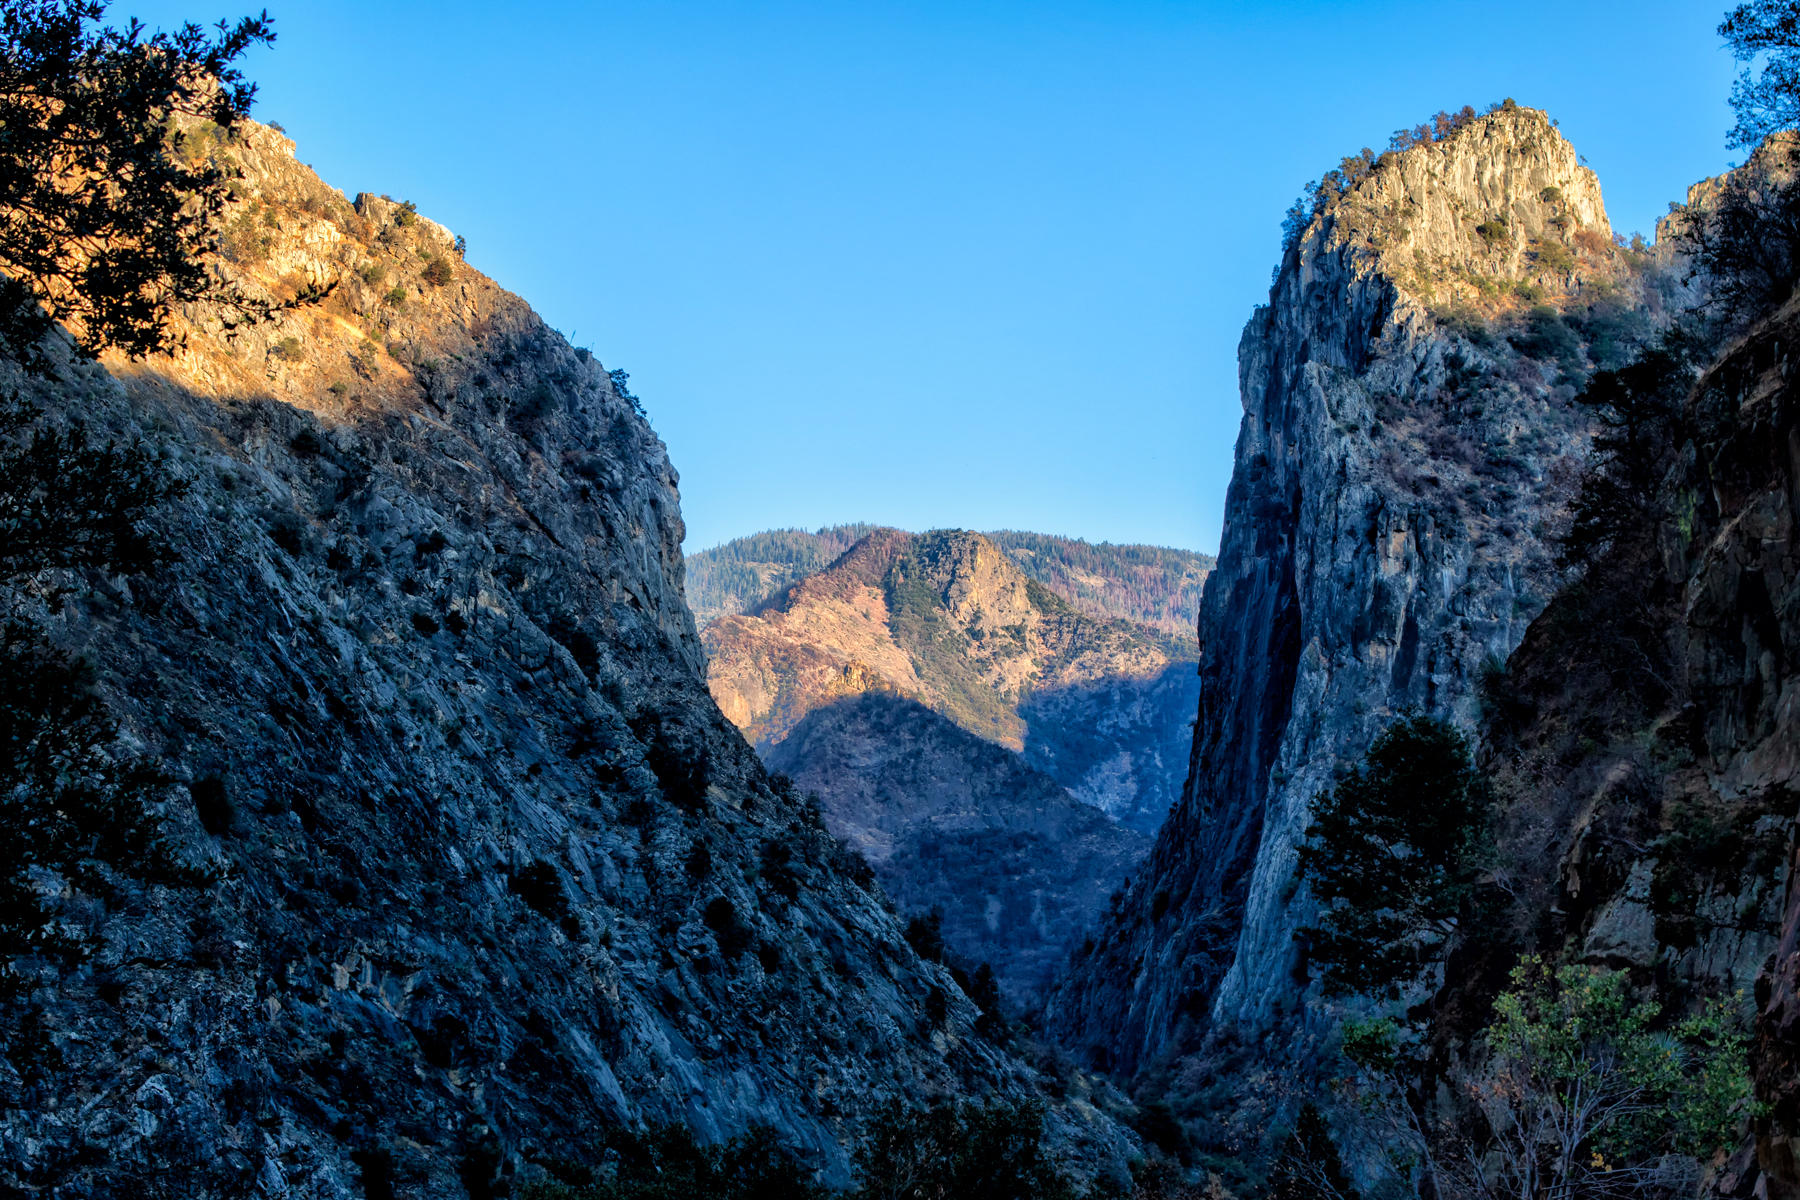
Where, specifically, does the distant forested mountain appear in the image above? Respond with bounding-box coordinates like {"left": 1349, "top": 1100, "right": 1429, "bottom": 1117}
{"left": 983, "top": 532, "right": 1213, "bottom": 639}
{"left": 684, "top": 524, "right": 885, "bottom": 625}
{"left": 688, "top": 525, "right": 1212, "bottom": 638}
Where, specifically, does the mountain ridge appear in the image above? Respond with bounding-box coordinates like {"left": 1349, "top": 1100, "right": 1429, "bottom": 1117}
{"left": 704, "top": 527, "right": 1200, "bottom": 835}
{"left": 688, "top": 524, "right": 1213, "bottom": 640}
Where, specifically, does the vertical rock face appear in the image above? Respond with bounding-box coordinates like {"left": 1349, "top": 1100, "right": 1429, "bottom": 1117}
{"left": 0, "top": 124, "right": 1124, "bottom": 1197}
{"left": 1047, "top": 107, "right": 1661, "bottom": 1074}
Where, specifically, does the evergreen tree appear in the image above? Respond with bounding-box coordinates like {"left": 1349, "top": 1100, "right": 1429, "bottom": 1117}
{"left": 1721, "top": 1, "right": 1800, "bottom": 149}
{"left": 0, "top": 0, "right": 276, "bottom": 368}
{"left": 1296, "top": 713, "right": 1490, "bottom": 998}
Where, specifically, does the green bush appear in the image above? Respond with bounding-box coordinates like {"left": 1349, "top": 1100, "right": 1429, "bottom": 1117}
{"left": 1534, "top": 239, "right": 1575, "bottom": 274}
{"left": 384, "top": 284, "right": 408, "bottom": 306}
{"left": 1475, "top": 218, "right": 1509, "bottom": 244}
{"left": 1470, "top": 958, "right": 1755, "bottom": 1194}
{"left": 423, "top": 255, "right": 454, "bottom": 286}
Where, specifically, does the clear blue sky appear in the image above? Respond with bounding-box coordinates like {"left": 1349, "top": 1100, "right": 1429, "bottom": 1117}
{"left": 130, "top": 1, "right": 1738, "bottom": 553}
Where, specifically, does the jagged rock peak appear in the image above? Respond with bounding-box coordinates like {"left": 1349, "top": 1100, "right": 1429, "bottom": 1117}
{"left": 1277, "top": 104, "right": 1633, "bottom": 351}
{"left": 1045, "top": 104, "right": 1669, "bottom": 1092}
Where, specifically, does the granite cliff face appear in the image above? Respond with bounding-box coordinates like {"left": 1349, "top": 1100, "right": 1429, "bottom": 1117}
{"left": 1046, "top": 106, "right": 1672, "bottom": 1080}
{"left": 0, "top": 122, "right": 1125, "bottom": 1197}
{"left": 768, "top": 693, "right": 1149, "bottom": 1007}
{"left": 704, "top": 528, "right": 1200, "bottom": 836}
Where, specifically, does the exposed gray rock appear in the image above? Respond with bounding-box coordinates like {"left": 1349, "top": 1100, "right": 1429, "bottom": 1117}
{"left": 1046, "top": 106, "right": 1670, "bottom": 1079}
{"left": 0, "top": 122, "right": 1129, "bottom": 1198}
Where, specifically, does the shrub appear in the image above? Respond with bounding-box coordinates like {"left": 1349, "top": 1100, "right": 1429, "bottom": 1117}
{"left": 1267, "top": 1103, "right": 1357, "bottom": 1200}
{"left": 853, "top": 1098, "right": 1077, "bottom": 1200}
{"left": 903, "top": 911, "right": 946, "bottom": 962}
{"left": 1468, "top": 959, "right": 1755, "bottom": 1196}
{"left": 701, "top": 895, "right": 754, "bottom": 957}
{"left": 393, "top": 200, "right": 417, "bottom": 227}
{"left": 1533, "top": 239, "right": 1575, "bottom": 274}
{"left": 423, "top": 255, "right": 454, "bottom": 286}
{"left": 757, "top": 839, "right": 801, "bottom": 900}
{"left": 1475, "top": 218, "right": 1509, "bottom": 245}
{"left": 1510, "top": 305, "right": 1583, "bottom": 374}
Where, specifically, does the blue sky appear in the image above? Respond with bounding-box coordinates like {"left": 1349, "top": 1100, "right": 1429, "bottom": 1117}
{"left": 131, "top": 1, "right": 1738, "bottom": 552}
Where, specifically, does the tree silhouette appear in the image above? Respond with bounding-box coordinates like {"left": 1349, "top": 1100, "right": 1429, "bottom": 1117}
{"left": 0, "top": 0, "right": 275, "bottom": 368}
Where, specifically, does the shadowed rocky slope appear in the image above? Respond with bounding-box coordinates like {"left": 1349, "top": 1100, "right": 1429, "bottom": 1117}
{"left": 0, "top": 122, "right": 1128, "bottom": 1197}
{"left": 768, "top": 693, "right": 1150, "bottom": 1006}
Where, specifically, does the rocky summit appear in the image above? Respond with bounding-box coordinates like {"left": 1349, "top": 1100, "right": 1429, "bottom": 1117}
{"left": 1047, "top": 102, "right": 1685, "bottom": 1089}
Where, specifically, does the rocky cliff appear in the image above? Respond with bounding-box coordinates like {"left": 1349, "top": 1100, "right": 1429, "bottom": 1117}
{"left": 1045, "top": 105, "right": 1674, "bottom": 1085}
{"left": 704, "top": 528, "right": 1199, "bottom": 836}
{"left": 768, "top": 693, "right": 1149, "bottom": 1007}
{"left": 0, "top": 121, "right": 1125, "bottom": 1197}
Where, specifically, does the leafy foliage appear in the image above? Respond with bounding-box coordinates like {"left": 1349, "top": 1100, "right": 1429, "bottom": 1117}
{"left": 0, "top": 396, "right": 187, "bottom": 581}
{"left": 526, "top": 1102, "right": 1157, "bottom": 1200}
{"left": 853, "top": 1098, "right": 1077, "bottom": 1200}
{"left": 1721, "top": 1, "right": 1800, "bottom": 149}
{"left": 1560, "top": 333, "right": 1702, "bottom": 565}
{"left": 1466, "top": 958, "right": 1755, "bottom": 1198}
{"left": 1296, "top": 713, "right": 1490, "bottom": 997}
{"left": 1677, "top": 146, "right": 1800, "bottom": 328}
{"left": 1267, "top": 1103, "right": 1359, "bottom": 1200}
{"left": 0, "top": 0, "right": 276, "bottom": 367}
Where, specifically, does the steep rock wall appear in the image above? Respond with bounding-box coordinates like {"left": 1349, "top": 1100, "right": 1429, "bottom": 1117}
{"left": 768, "top": 693, "right": 1149, "bottom": 1006}
{"left": 1046, "top": 107, "right": 1661, "bottom": 1077}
